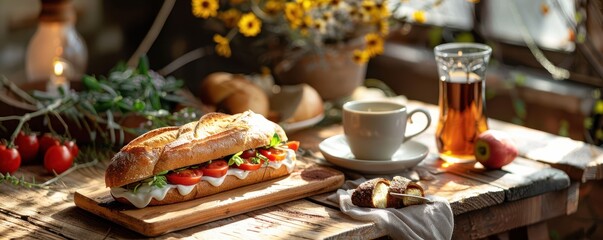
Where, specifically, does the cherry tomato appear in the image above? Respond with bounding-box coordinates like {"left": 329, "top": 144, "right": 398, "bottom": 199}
{"left": 14, "top": 131, "right": 39, "bottom": 163}
{"left": 0, "top": 145, "right": 21, "bottom": 174}
{"left": 39, "top": 134, "right": 60, "bottom": 156}
{"left": 201, "top": 160, "right": 228, "bottom": 177}
{"left": 236, "top": 158, "right": 263, "bottom": 171}
{"left": 240, "top": 149, "right": 257, "bottom": 159}
{"left": 286, "top": 141, "right": 300, "bottom": 151}
{"left": 166, "top": 169, "right": 203, "bottom": 185}
{"left": 259, "top": 148, "right": 287, "bottom": 161}
{"left": 64, "top": 140, "right": 79, "bottom": 158}
{"left": 44, "top": 145, "right": 73, "bottom": 174}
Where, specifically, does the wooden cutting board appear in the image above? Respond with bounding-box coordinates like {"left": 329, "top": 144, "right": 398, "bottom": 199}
{"left": 74, "top": 166, "right": 344, "bottom": 237}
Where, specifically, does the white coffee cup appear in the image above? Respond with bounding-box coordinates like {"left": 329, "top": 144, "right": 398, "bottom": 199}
{"left": 342, "top": 100, "right": 431, "bottom": 160}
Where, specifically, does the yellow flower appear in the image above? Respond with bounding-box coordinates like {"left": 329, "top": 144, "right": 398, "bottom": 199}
{"left": 321, "top": 11, "right": 333, "bottom": 22}
{"left": 265, "top": 0, "right": 285, "bottom": 15}
{"left": 349, "top": 6, "right": 368, "bottom": 22}
{"left": 219, "top": 9, "right": 242, "bottom": 28}
{"left": 213, "top": 34, "right": 231, "bottom": 58}
{"left": 353, "top": 49, "right": 370, "bottom": 64}
{"left": 362, "top": 0, "right": 378, "bottom": 19}
{"left": 299, "top": 16, "right": 314, "bottom": 36}
{"left": 376, "top": 1, "right": 391, "bottom": 18}
{"left": 378, "top": 19, "right": 389, "bottom": 36}
{"left": 325, "top": 0, "right": 342, "bottom": 7}
{"left": 313, "top": 19, "right": 327, "bottom": 34}
{"left": 296, "top": 0, "right": 315, "bottom": 10}
{"left": 285, "top": 2, "right": 304, "bottom": 28}
{"left": 364, "top": 33, "right": 384, "bottom": 57}
{"left": 238, "top": 13, "right": 262, "bottom": 37}
{"left": 413, "top": 10, "right": 427, "bottom": 24}
{"left": 192, "top": 0, "right": 219, "bottom": 19}
{"left": 214, "top": 34, "right": 228, "bottom": 44}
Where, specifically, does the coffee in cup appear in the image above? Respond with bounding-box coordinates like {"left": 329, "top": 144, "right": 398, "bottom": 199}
{"left": 342, "top": 100, "right": 431, "bottom": 160}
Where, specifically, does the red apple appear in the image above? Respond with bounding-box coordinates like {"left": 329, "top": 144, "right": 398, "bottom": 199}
{"left": 474, "top": 130, "right": 518, "bottom": 169}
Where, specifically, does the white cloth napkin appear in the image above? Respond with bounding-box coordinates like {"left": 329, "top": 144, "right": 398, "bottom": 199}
{"left": 328, "top": 178, "right": 454, "bottom": 240}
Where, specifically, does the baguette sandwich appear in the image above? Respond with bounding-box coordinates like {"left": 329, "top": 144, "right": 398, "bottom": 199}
{"left": 105, "top": 111, "right": 298, "bottom": 208}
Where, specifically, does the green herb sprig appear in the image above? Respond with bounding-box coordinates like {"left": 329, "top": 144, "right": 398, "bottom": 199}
{"left": 228, "top": 151, "right": 244, "bottom": 166}
{"left": 0, "top": 173, "right": 41, "bottom": 188}
{"left": 269, "top": 133, "right": 281, "bottom": 148}
{"left": 131, "top": 170, "right": 169, "bottom": 193}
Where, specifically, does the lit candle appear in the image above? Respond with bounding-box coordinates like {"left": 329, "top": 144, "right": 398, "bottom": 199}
{"left": 47, "top": 58, "right": 71, "bottom": 95}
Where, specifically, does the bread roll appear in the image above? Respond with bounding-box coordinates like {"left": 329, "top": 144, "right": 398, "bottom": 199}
{"left": 351, "top": 176, "right": 425, "bottom": 209}
{"left": 286, "top": 84, "right": 323, "bottom": 123}
{"left": 199, "top": 72, "right": 269, "bottom": 117}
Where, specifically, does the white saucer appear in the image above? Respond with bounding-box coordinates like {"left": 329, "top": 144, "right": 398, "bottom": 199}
{"left": 319, "top": 134, "right": 429, "bottom": 174}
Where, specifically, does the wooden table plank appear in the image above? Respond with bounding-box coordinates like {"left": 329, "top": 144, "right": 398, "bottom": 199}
{"left": 439, "top": 157, "right": 570, "bottom": 201}
{"left": 308, "top": 165, "right": 506, "bottom": 216}
{"left": 407, "top": 100, "right": 603, "bottom": 182}
{"left": 452, "top": 182, "right": 579, "bottom": 240}
{"left": 294, "top": 123, "right": 569, "bottom": 204}
{"left": 0, "top": 212, "right": 65, "bottom": 240}
{"left": 180, "top": 200, "right": 387, "bottom": 239}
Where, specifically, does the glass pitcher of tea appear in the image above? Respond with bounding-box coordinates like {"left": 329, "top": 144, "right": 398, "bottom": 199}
{"left": 434, "top": 43, "right": 492, "bottom": 163}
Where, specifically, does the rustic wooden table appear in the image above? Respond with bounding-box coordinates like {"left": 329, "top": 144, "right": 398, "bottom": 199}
{"left": 1, "top": 101, "right": 599, "bottom": 239}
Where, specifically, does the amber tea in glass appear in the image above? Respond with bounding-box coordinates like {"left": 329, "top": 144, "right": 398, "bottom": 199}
{"left": 434, "top": 43, "right": 492, "bottom": 163}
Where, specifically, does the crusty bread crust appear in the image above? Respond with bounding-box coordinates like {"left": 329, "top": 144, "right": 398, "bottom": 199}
{"left": 113, "top": 164, "right": 290, "bottom": 206}
{"left": 104, "top": 126, "right": 179, "bottom": 188}
{"left": 105, "top": 111, "right": 288, "bottom": 188}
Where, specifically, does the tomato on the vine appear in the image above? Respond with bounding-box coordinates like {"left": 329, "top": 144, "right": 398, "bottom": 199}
{"left": 39, "top": 134, "right": 60, "bottom": 156}
{"left": 64, "top": 140, "right": 79, "bottom": 158}
{"left": 201, "top": 160, "right": 228, "bottom": 177}
{"left": 166, "top": 169, "right": 203, "bottom": 185}
{"left": 0, "top": 144, "right": 21, "bottom": 174}
{"left": 259, "top": 148, "right": 287, "bottom": 161}
{"left": 44, "top": 145, "right": 73, "bottom": 174}
{"left": 14, "top": 131, "right": 39, "bottom": 163}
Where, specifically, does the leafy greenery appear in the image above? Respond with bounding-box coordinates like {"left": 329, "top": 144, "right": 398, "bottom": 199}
{"left": 0, "top": 172, "right": 41, "bottom": 188}
{"left": 131, "top": 170, "right": 169, "bottom": 193}
{"left": 253, "top": 153, "right": 269, "bottom": 165}
{"left": 1, "top": 55, "right": 201, "bottom": 146}
{"left": 228, "top": 151, "right": 244, "bottom": 166}
{"left": 269, "top": 133, "right": 281, "bottom": 148}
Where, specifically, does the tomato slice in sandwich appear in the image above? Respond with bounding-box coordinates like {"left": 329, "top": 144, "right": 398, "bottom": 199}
{"left": 166, "top": 169, "right": 203, "bottom": 186}
{"left": 240, "top": 149, "right": 257, "bottom": 158}
{"left": 237, "top": 158, "right": 263, "bottom": 171}
{"left": 286, "top": 141, "right": 300, "bottom": 151}
{"left": 201, "top": 160, "right": 229, "bottom": 177}
{"left": 259, "top": 148, "right": 287, "bottom": 161}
